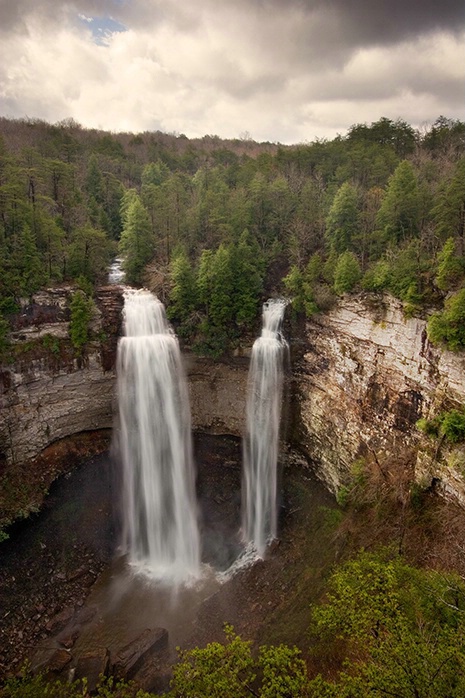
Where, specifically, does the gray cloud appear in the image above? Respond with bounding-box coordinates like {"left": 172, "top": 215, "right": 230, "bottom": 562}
{"left": 0, "top": 0, "right": 463, "bottom": 143}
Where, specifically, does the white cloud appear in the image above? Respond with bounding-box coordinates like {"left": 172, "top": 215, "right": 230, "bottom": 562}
{"left": 0, "top": 2, "right": 463, "bottom": 143}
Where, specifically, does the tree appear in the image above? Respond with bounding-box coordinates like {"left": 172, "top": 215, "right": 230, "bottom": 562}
{"left": 435, "top": 237, "right": 464, "bottom": 291}
{"left": 69, "top": 290, "right": 94, "bottom": 354}
{"left": 167, "top": 248, "right": 197, "bottom": 325}
{"left": 427, "top": 288, "right": 465, "bottom": 351}
{"left": 333, "top": 251, "right": 361, "bottom": 295}
{"left": 376, "top": 160, "right": 420, "bottom": 244}
{"left": 325, "top": 182, "right": 360, "bottom": 255}
{"left": 433, "top": 158, "right": 465, "bottom": 253}
{"left": 119, "top": 194, "right": 153, "bottom": 284}
{"left": 169, "top": 625, "right": 308, "bottom": 698}
{"left": 67, "top": 225, "right": 113, "bottom": 283}
{"left": 311, "top": 550, "right": 465, "bottom": 698}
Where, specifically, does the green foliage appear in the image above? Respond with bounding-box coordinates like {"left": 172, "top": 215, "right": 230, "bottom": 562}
{"left": 119, "top": 195, "right": 154, "bottom": 284}
{"left": 375, "top": 160, "right": 420, "bottom": 244}
{"left": 417, "top": 408, "right": 465, "bottom": 443}
{"left": 69, "top": 290, "right": 94, "bottom": 353}
{"left": 440, "top": 409, "right": 465, "bottom": 443}
{"left": 325, "top": 182, "right": 360, "bottom": 254}
{"left": 0, "top": 312, "right": 9, "bottom": 355}
{"left": 68, "top": 225, "right": 113, "bottom": 283}
{"left": 435, "top": 237, "right": 464, "bottom": 292}
{"left": 333, "top": 251, "right": 361, "bottom": 295}
{"left": 170, "top": 625, "right": 255, "bottom": 697}
{"left": 416, "top": 416, "right": 441, "bottom": 437}
{"left": 433, "top": 158, "right": 465, "bottom": 244}
{"left": 0, "top": 669, "right": 151, "bottom": 697}
{"left": 167, "top": 248, "right": 197, "bottom": 329}
{"left": 169, "top": 625, "right": 308, "bottom": 698}
{"left": 427, "top": 288, "right": 465, "bottom": 350}
{"left": 310, "top": 549, "right": 465, "bottom": 698}
{"left": 0, "top": 114, "right": 464, "bottom": 344}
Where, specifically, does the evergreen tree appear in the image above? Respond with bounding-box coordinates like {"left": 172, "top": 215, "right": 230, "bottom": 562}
{"left": 376, "top": 160, "right": 420, "bottom": 243}
{"left": 119, "top": 195, "right": 153, "bottom": 284}
{"left": 167, "top": 248, "right": 197, "bottom": 324}
{"left": 326, "top": 182, "right": 360, "bottom": 254}
{"left": 435, "top": 237, "right": 465, "bottom": 291}
{"left": 333, "top": 251, "right": 362, "bottom": 295}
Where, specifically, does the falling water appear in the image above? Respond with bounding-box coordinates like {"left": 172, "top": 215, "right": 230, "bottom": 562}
{"left": 242, "top": 298, "right": 288, "bottom": 556}
{"left": 117, "top": 289, "right": 200, "bottom": 583}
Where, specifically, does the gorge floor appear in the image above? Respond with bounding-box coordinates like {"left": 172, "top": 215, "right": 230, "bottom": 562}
{"left": 0, "top": 434, "right": 338, "bottom": 690}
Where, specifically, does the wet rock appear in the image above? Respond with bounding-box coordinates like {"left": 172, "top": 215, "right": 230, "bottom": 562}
{"left": 42, "top": 648, "right": 72, "bottom": 677}
{"left": 45, "top": 606, "right": 75, "bottom": 633}
{"left": 74, "top": 648, "right": 110, "bottom": 693}
{"left": 75, "top": 604, "right": 98, "bottom": 625}
{"left": 58, "top": 626, "right": 80, "bottom": 649}
{"left": 112, "top": 628, "right": 168, "bottom": 680}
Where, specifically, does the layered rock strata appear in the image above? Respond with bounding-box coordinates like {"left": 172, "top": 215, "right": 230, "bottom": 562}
{"left": 297, "top": 294, "right": 465, "bottom": 500}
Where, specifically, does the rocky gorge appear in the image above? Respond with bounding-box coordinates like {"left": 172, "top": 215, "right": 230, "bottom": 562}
{"left": 1, "top": 287, "right": 464, "bottom": 532}
{"left": 1, "top": 285, "right": 465, "bottom": 685}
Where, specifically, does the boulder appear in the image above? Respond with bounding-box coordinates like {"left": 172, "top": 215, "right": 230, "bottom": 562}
{"left": 112, "top": 627, "right": 168, "bottom": 680}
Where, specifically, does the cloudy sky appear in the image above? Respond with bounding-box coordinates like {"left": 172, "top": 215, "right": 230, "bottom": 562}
{"left": 0, "top": 0, "right": 464, "bottom": 144}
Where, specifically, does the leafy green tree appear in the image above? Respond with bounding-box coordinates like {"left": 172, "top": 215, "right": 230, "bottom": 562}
{"left": 119, "top": 195, "right": 154, "bottom": 284}
{"left": 435, "top": 237, "right": 464, "bottom": 291}
{"left": 69, "top": 290, "right": 94, "bottom": 354}
{"left": 333, "top": 251, "right": 361, "bottom": 295}
{"left": 167, "top": 248, "right": 197, "bottom": 325}
{"left": 169, "top": 625, "right": 309, "bottom": 698}
{"left": 427, "top": 288, "right": 465, "bottom": 350}
{"left": 67, "top": 225, "right": 113, "bottom": 283}
{"left": 11, "top": 224, "right": 45, "bottom": 295}
{"left": 310, "top": 550, "right": 465, "bottom": 698}
{"left": 231, "top": 230, "right": 264, "bottom": 328}
{"left": 361, "top": 258, "right": 391, "bottom": 292}
{"left": 376, "top": 160, "right": 420, "bottom": 243}
{"left": 433, "top": 158, "right": 465, "bottom": 252}
{"left": 325, "top": 182, "right": 360, "bottom": 254}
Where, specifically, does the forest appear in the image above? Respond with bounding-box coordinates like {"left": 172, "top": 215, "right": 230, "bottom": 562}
{"left": 0, "top": 114, "right": 464, "bottom": 357}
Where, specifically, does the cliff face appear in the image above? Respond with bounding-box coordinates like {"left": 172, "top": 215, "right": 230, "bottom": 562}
{"left": 2, "top": 289, "right": 465, "bottom": 528}
{"left": 296, "top": 294, "right": 465, "bottom": 500}
{"left": 0, "top": 287, "right": 123, "bottom": 467}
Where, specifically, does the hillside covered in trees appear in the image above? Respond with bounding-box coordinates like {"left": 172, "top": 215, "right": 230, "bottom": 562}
{"left": 0, "top": 115, "right": 464, "bottom": 356}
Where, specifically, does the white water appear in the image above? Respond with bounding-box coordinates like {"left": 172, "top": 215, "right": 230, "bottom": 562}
{"left": 108, "top": 257, "right": 125, "bottom": 285}
{"left": 117, "top": 289, "right": 200, "bottom": 584}
{"left": 242, "top": 298, "right": 288, "bottom": 557}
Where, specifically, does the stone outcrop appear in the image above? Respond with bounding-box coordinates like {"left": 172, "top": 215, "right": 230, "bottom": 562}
{"left": 296, "top": 294, "right": 465, "bottom": 499}
{"left": 0, "top": 287, "right": 124, "bottom": 467}
{"left": 186, "top": 355, "right": 249, "bottom": 437}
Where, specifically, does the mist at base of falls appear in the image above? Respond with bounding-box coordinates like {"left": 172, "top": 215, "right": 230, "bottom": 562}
{"left": 116, "top": 289, "right": 200, "bottom": 584}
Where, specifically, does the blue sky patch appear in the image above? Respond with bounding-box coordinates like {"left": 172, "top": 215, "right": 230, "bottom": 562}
{"left": 78, "top": 14, "right": 127, "bottom": 46}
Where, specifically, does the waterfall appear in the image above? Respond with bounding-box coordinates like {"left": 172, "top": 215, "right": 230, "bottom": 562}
{"left": 242, "top": 298, "right": 288, "bottom": 557}
{"left": 116, "top": 289, "right": 200, "bottom": 583}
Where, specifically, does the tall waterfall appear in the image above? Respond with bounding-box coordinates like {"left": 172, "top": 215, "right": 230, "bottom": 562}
{"left": 242, "top": 299, "right": 288, "bottom": 556}
{"left": 117, "top": 289, "right": 200, "bottom": 583}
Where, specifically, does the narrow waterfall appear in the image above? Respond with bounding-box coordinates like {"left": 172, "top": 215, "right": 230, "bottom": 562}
{"left": 117, "top": 289, "right": 200, "bottom": 583}
{"left": 242, "top": 298, "right": 288, "bottom": 556}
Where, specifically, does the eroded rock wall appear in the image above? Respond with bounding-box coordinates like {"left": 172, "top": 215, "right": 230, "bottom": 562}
{"left": 296, "top": 294, "right": 465, "bottom": 499}
{"left": 0, "top": 287, "right": 124, "bottom": 467}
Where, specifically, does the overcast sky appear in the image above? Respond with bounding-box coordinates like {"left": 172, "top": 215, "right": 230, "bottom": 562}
{"left": 0, "top": 0, "right": 464, "bottom": 144}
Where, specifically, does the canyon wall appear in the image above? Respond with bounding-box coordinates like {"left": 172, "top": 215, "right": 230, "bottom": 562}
{"left": 296, "top": 294, "right": 465, "bottom": 500}
{"left": 1, "top": 288, "right": 465, "bottom": 527}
